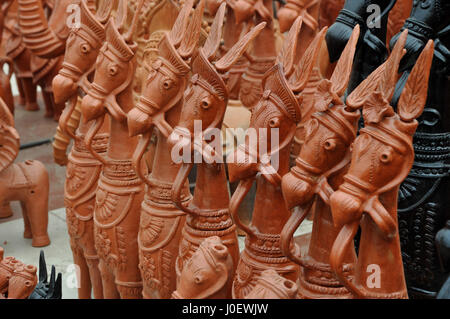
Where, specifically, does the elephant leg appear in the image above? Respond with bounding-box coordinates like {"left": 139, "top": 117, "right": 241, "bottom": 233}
{"left": 85, "top": 255, "right": 104, "bottom": 299}
{"left": 23, "top": 197, "right": 50, "bottom": 247}
{"left": 40, "top": 88, "right": 54, "bottom": 118}
{"left": 98, "top": 260, "right": 120, "bottom": 299}
{"left": 19, "top": 201, "right": 32, "bottom": 238}
{"left": 71, "top": 243, "right": 92, "bottom": 299}
{"left": 17, "top": 77, "right": 26, "bottom": 106}
{"left": 21, "top": 77, "right": 39, "bottom": 111}
{"left": 0, "top": 202, "right": 13, "bottom": 219}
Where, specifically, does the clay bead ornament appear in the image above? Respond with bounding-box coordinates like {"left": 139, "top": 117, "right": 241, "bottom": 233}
{"left": 126, "top": 0, "right": 205, "bottom": 299}
{"left": 168, "top": 3, "right": 265, "bottom": 298}
{"left": 51, "top": 0, "right": 116, "bottom": 299}
{"left": 226, "top": 18, "right": 325, "bottom": 299}
{"left": 3, "top": 0, "right": 39, "bottom": 113}
{"left": 80, "top": 0, "right": 146, "bottom": 299}
{"left": 0, "top": 97, "right": 50, "bottom": 247}
{"left": 280, "top": 25, "right": 361, "bottom": 299}
{"left": 172, "top": 236, "right": 234, "bottom": 299}
{"left": 17, "top": 0, "right": 91, "bottom": 120}
{"left": 329, "top": 34, "right": 434, "bottom": 299}
{"left": 244, "top": 269, "right": 298, "bottom": 299}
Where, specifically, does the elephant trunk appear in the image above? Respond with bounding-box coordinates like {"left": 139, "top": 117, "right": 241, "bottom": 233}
{"left": 18, "top": 0, "right": 65, "bottom": 59}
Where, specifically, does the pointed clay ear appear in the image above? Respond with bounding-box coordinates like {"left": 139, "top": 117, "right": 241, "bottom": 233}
{"left": 178, "top": 0, "right": 205, "bottom": 59}
{"left": 114, "top": 0, "right": 128, "bottom": 33}
{"left": 330, "top": 24, "right": 360, "bottom": 97}
{"left": 379, "top": 29, "right": 408, "bottom": 102}
{"left": 277, "top": 16, "right": 302, "bottom": 77}
{"left": 169, "top": 0, "right": 195, "bottom": 48}
{"left": 96, "top": 0, "right": 117, "bottom": 24}
{"left": 215, "top": 22, "right": 266, "bottom": 72}
{"left": 398, "top": 40, "right": 434, "bottom": 122}
{"left": 288, "top": 26, "right": 327, "bottom": 93}
{"left": 124, "top": 0, "right": 145, "bottom": 43}
{"left": 202, "top": 2, "right": 226, "bottom": 61}
{"left": 346, "top": 61, "right": 386, "bottom": 110}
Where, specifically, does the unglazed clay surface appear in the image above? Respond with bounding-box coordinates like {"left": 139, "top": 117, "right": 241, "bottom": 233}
{"left": 227, "top": 17, "right": 323, "bottom": 299}
{"left": 0, "top": 97, "right": 50, "bottom": 247}
{"left": 329, "top": 32, "right": 434, "bottom": 299}
{"left": 52, "top": 0, "right": 114, "bottom": 299}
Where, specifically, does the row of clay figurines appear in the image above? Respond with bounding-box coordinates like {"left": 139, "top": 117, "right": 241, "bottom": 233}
{"left": 51, "top": 0, "right": 433, "bottom": 299}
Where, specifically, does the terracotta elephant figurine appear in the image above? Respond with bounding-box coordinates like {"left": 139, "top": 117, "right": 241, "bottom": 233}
{"left": 0, "top": 98, "right": 50, "bottom": 247}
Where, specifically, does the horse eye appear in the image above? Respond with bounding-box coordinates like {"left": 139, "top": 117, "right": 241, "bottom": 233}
{"left": 194, "top": 275, "right": 203, "bottom": 284}
{"left": 324, "top": 139, "right": 337, "bottom": 151}
{"left": 380, "top": 150, "right": 392, "bottom": 163}
{"left": 269, "top": 117, "right": 280, "bottom": 128}
{"left": 108, "top": 65, "right": 118, "bottom": 76}
{"left": 80, "top": 43, "right": 91, "bottom": 54}
{"left": 162, "top": 78, "right": 174, "bottom": 90}
{"left": 201, "top": 98, "right": 211, "bottom": 110}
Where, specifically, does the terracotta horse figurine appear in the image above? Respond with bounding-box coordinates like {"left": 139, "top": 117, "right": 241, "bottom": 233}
{"left": 17, "top": 0, "right": 90, "bottom": 120}
{"left": 126, "top": 0, "right": 204, "bottom": 299}
{"left": 329, "top": 34, "right": 434, "bottom": 299}
{"left": 80, "top": 0, "right": 146, "bottom": 299}
{"left": 0, "top": 97, "right": 49, "bottom": 247}
{"left": 229, "top": 0, "right": 278, "bottom": 111}
{"left": 172, "top": 236, "right": 234, "bottom": 299}
{"left": 51, "top": 0, "right": 116, "bottom": 299}
{"left": 0, "top": 247, "right": 38, "bottom": 299}
{"left": 280, "top": 24, "right": 361, "bottom": 299}
{"left": 169, "top": 4, "right": 265, "bottom": 297}
{"left": 226, "top": 18, "right": 325, "bottom": 299}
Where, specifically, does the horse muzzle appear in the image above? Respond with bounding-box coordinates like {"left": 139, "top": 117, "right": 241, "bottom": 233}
{"left": 329, "top": 187, "right": 363, "bottom": 229}
{"left": 52, "top": 74, "right": 78, "bottom": 105}
{"left": 281, "top": 171, "right": 315, "bottom": 210}
{"left": 227, "top": 145, "right": 259, "bottom": 183}
{"left": 81, "top": 94, "right": 105, "bottom": 123}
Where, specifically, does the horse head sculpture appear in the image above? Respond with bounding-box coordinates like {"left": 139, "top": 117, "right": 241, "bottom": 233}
{"left": 279, "top": 25, "right": 362, "bottom": 298}
{"left": 7, "top": 264, "right": 37, "bottom": 299}
{"left": 53, "top": 0, "right": 115, "bottom": 139}
{"left": 227, "top": 20, "right": 326, "bottom": 219}
{"left": 127, "top": 0, "right": 206, "bottom": 185}
{"left": 172, "top": 236, "right": 233, "bottom": 299}
{"left": 53, "top": 0, "right": 114, "bottom": 105}
{"left": 168, "top": 3, "right": 266, "bottom": 212}
{"left": 329, "top": 33, "right": 434, "bottom": 299}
